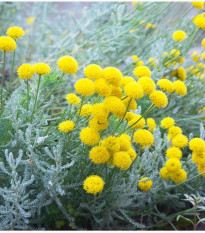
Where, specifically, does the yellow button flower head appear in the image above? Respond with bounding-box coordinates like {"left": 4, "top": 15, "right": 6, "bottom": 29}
{"left": 166, "top": 147, "right": 182, "bottom": 159}
{"left": 173, "top": 80, "right": 187, "bottom": 96}
{"left": 193, "top": 13, "right": 205, "bottom": 30}
{"left": 135, "top": 60, "right": 144, "bottom": 67}
{"left": 198, "top": 163, "right": 205, "bottom": 177}
{"left": 100, "top": 136, "right": 120, "bottom": 153}
{"left": 177, "top": 67, "right": 186, "bottom": 81}
{"left": 92, "top": 103, "right": 109, "bottom": 121}
{"left": 80, "top": 104, "right": 92, "bottom": 116}
{"left": 133, "top": 66, "right": 151, "bottom": 78}
{"left": 33, "top": 63, "right": 51, "bottom": 75}
{"left": 127, "top": 148, "right": 137, "bottom": 161}
{"left": 168, "top": 126, "right": 182, "bottom": 139}
{"left": 124, "top": 82, "right": 144, "bottom": 99}
{"left": 138, "top": 177, "right": 152, "bottom": 191}
{"left": 132, "top": 55, "right": 138, "bottom": 61}
{"left": 147, "top": 118, "right": 156, "bottom": 132}
{"left": 113, "top": 151, "right": 132, "bottom": 170}
{"left": 122, "top": 97, "right": 137, "bottom": 111}
{"left": 89, "top": 117, "right": 108, "bottom": 131}
{"left": 94, "top": 78, "right": 112, "bottom": 97}
{"left": 57, "top": 56, "right": 78, "bottom": 75}
{"left": 192, "top": 151, "right": 205, "bottom": 165}
{"left": 121, "top": 76, "right": 135, "bottom": 88}
{"left": 189, "top": 138, "right": 205, "bottom": 153}
{"left": 201, "top": 38, "right": 205, "bottom": 49}
{"left": 58, "top": 120, "right": 75, "bottom": 133}
{"left": 84, "top": 64, "right": 103, "bottom": 80}
{"left": 172, "top": 30, "right": 186, "bottom": 42}
{"left": 161, "top": 117, "right": 175, "bottom": 129}
{"left": 134, "top": 129, "right": 154, "bottom": 147}
{"left": 165, "top": 158, "right": 181, "bottom": 172}
{"left": 125, "top": 112, "right": 136, "bottom": 121}
{"left": 103, "top": 96, "right": 126, "bottom": 118}
{"left": 6, "top": 26, "right": 24, "bottom": 40}
{"left": 119, "top": 134, "right": 131, "bottom": 142}
{"left": 119, "top": 135, "right": 131, "bottom": 151}
{"left": 157, "top": 79, "right": 174, "bottom": 93}
{"left": 103, "top": 67, "right": 123, "bottom": 87}
{"left": 192, "top": 1, "right": 204, "bottom": 10}
{"left": 171, "top": 49, "right": 181, "bottom": 58}
{"left": 191, "top": 51, "right": 200, "bottom": 62}
{"left": 172, "top": 135, "right": 188, "bottom": 148}
{"left": 65, "top": 93, "right": 80, "bottom": 106}
{"left": 89, "top": 146, "right": 110, "bottom": 164}
{"left": 170, "top": 169, "right": 187, "bottom": 183}
{"left": 0, "top": 36, "right": 16, "bottom": 52}
{"left": 80, "top": 127, "right": 100, "bottom": 146}
{"left": 149, "top": 90, "right": 168, "bottom": 108}
{"left": 138, "top": 77, "right": 156, "bottom": 95}
{"left": 17, "top": 63, "right": 34, "bottom": 80}
{"left": 160, "top": 167, "right": 170, "bottom": 180}
{"left": 27, "top": 16, "right": 36, "bottom": 24}
{"left": 111, "top": 86, "right": 123, "bottom": 99}
{"left": 128, "top": 114, "right": 146, "bottom": 129}
{"left": 83, "top": 175, "right": 104, "bottom": 195}
{"left": 75, "top": 78, "right": 95, "bottom": 96}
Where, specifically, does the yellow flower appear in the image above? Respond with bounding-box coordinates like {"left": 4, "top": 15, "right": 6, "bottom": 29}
{"left": 80, "top": 127, "right": 100, "bottom": 146}
{"left": 165, "top": 158, "right": 181, "bottom": 172}
{"left": 100, "top": 136, "right": 120, "bottom": 153}
{"left": 134, "top": 129, "right": 154, "bottom": 147}
{"left": 89, "top": 146, "right": 110, "bottom": 164}
{"left": 157, "top": 79, "right": 174, "bottom": 93}
{"left": 65, "top": 93, "right": 80, "bottom": 106}
{"left": 119, "top": 135, "right": 131, "bottom": 151}
{"left": 57, "top": 56, "right": 78, "bottom": 74}
{"left": 124, "top": 82, "right": 144, "bottom": 99}
{"left": 138, "top": 177, "right": 152, "bottom": 191}
{"left": 33, "top": 63, "right": 51, "bottom": 75}
{"left": 127, "top": 148, "right": 137, "bottom": 161}
{"left": 80, "top": 104, "right": 92, "bottom": 116}
{"left": 89, "top": 117, "right": 108, "bottom": 131}
{"left": 193, "top": 13, "right": 205, "bottom": 30}
{"left": 121, "top": 76, "right": 135, "bottom": 88}
{"left": 189, "top": 138, "right": 205, "bottom": 153}
{"left": 167, "top": 126, "right": 182, "bottom": 139}
{"left": 103, "top": 67, "right": 122, "bottom": 86}
{"left": 135, "top": 60, "right": 144, "bottom": 66}
{"left": 0, "top": 36, "right": 16, "bottom": 52}
{"left": 147, "top": 118, "right": 156, "bottom": 132}
{"left": 111, "top": 86, "right": 123, "bottom": 98}
{"left": 6, "top": 26, "right": 24, "bottom": 40}
{"left": 149, "top": 90, "right": 168, "bottom": 108}
{"left": 92, "top": 103, "right": 109, "bottom": 121}
{"left": 17, "top": 63, "right": 34, "bottom": 80}
{"left": 191, "top": 51, "right": 200, "bottom": 62}
{"left": 172, "top": 30, "right": 186, "bottom": 42}
{"left": 84, "top": 64, "right": 103, "bottom": 80}
{"left": 171, "top": 49, "right": 181, "bottom": 58}
{"left": 128, "top": 114, "right": 146, "bottom": 129}
{"left": 75, "top": 78, "right": 95, "bottom": 96}
{"left": 160, "top": 167, "right": 170, "bottom": 180}
{"left": 125, "top": 112, "right": 136, "bottom": 121}
{"left": 177, "top": 67, "right": 186, "bottom": 81}
{"left": 172, "top": 135, "right": 188, "bottom": 148}
{"left": 192, "top": 1, "right": 204, "bottom": 10}
{"left": 173, "top": 80, "right": 187, "bottom": 96}
{"left": 94, "top": 78, "right": 112, "bottom": 97}
{"left": 113, "top": 151, "right": 132, "bottom": 170}
{"left": 122, "top": 97, "right": 137, "bottom": 111}
{"left": 170, "top": 169, "right": 187, "bottom": 183}
{"left": 161, "top": 117, "right": 175, "bottom": 129}
{"left": 83, "top": 175, "right": 104, "bottom": 195}
{"left": 133, "top": 66, "right": 151, "bottom": 78}
{"left": 192, "top": 151, "right": 205, "bottom": 165}
{"left": 58, "top": 120, "right": 75, "bottom": 133}
{"left": 132, "top": 55, "right": 138, "bottom": 61}
{"left": 166, "top": 147, "right": 182, "bottom": 160}
{"left": 201, "top": 38, "right": 205, "bottom": 49}
{"left": 198, "top": 163, "right": 205, "bottom": 177}
{"left": 27, "top": 16, "right": 36, "bottom": 24}
{"left": 138, "top": 77, "right": 156, "bottom": 95}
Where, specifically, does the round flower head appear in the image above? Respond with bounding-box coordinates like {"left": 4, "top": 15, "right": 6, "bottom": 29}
{"left": 138, "top": 77, "right": 156, "bottom": 95}
{"left": 138, "top": 177, "right": 152, "bottom": 191}
{"left": 92, "top": 103, "right": 109, "bottom": 121}
{"left": 89, "top": 146, "right": 110, "bottom": 164}
{"left": 193, "top": 13, "right": 205, "bottom": 30}
{"left": 172, "top": 30, "right": 186, "bottom": 42}
{"left": 128, "top": 115, "right": 146, "bottom": 129}
{"left": 94, "top": 78, "right": 112, "bottom": 97}
{"left": 134, "top": 129, "right": 154, "bottom": 147}
{"left": 171, "top": 49, "right": 181, "bottom": 58}
{"left": 103, "top": 96, "right": 126, "bottom": 118}
{"left": 84, "top": 64, "right": 103, "bottom": 80}
{"left": 125, "top": 112, "right": 136, "bottom": 121}
{"left": 170, "top": 169, "right": 187, "bottom": 183}
{"left": 189, "top": 138, "right": 205, "bottom": 153}
{"left": 165, "top": 158, "right": 181, "bottom": 172}
{"left": 80, "top": 104, "right": 92, "bottom": 116}
{"left": 27, "top": 16, "right": 36, "bottom": 24}
{"left": 198, "top": 163, "right": 205, "bottom": 177}
{"left": 101, "top": 136, "right": 120, "bottom": 153}
{"left": 6, "top": 26, "right": 24, "bottom": 40}
{"left": 168, "top": 126, "right": 182, "bottom": 139}
{"left": 80, "top": 127, "right": 100, "bottom": 146}
{"left": 161, "top": 117, "right": 175, "bottom": 129}
{"left": 177, "top": 67, "right": 186, "bottom": 81}
{"left": 121, "top": 76, "right": 135, "bottom": 88}
{"left": 122, "top": 97, "right": 137, "bottom": 111}
{"left": 127, "top": 148, "right": 137, "bottom": 161}
{"left": 17, "top": 63, "right": 34, "bottom": 80}
{"left": 157, "top": 79, "right": 174, "bottom": 93}
{"left": 124, "top": 82, "right": 144, "bottom": 99}
{"left": 75, "top": 78, "right": 95, "bottom": 96}
{"left": 103, "top": 67, "right": 122, "bottom": 86}
{"left": 147, "top": 118, "right": 156, "bottom": 132}
{"left": 113, "top": 151, "right": 132, "bottom": 170}
{"left": 0, "top": 36, "right": 16, "bottom": 52}
{"left": 133, "top": 66, "right": 151, "bottom": 78}
{"left": 33, "top": 63, "right": 51, "bottom": 75}
{"left": 192, "top": 1, "right": 204, "bottom": 10}
{"left": 118, "top": 136, "right": 131, "bottom": 151}
{"left": 89, "top": 117, "right": 108, "bottom": 131}
{"left": 166, "top": 147, "right": 182, "bottom": 159}
{"left": 192, "top": 151, "right": 205, "bottom": 165}
{"left": 119, "top": 134, "right": 131, "bottom": 142}
{"left": 83, "top": 175, "right": 104, "bottom": 195}
{"left": 160, "top": 167, "right": 170, "bottom": 180}
{"left": 149, "top": 90, "right": 168, "bottom": 108}
{"left": 202, "top": 38, "right": 205, "bottom": 50}
{"left": 58, "top": 120, "right": 75, "bottom": 133}
{"left": 111, "top": 86, "right": 123, "bottom": 99}
{"left": 136, "top": 60, "right": 144, "bottom": 67}
{"left": 172, "top": 134, "right": 188, "bottom": 148}
{"left": 65, "top": 93, "right": 80, "bottom": 106}
{"left": 57, "top": 56, "right": 78, "bottom": 75}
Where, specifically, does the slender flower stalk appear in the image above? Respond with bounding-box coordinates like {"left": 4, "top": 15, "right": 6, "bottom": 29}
{"left": 31, "top": 74, "right": 41, "bottom": 121}
{"left": 0, "top": 51, "right": 6, "bottom": 114}
{"left": 26, "top": 79, "right": 29, "bottom": 111}
{"left": 7, "top": 49, "right": 16, "bottom": 96}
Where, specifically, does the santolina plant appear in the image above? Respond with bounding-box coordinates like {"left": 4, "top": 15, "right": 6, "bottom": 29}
{"left": 0, "top": 1, "right": 205, "bottom": 230}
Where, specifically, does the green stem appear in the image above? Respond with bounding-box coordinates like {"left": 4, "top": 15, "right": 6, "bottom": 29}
{"left": 0, "top": 51, "right": 6, "bottom": 114}
{"left": 26, "top": 79, "right": 29, "bottom": 111}
{"left": 7, "top": 49, "right": 16, "bottom": 96}
{"left": 31, "top": 74, "right": 41, "bottom": 121}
